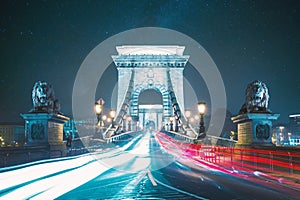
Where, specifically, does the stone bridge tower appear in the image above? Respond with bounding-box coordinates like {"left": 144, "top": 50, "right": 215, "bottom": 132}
{"left": 112, "top": 45, "right": 189, "bottom": 127}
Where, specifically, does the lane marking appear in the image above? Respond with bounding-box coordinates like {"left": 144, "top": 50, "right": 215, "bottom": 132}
{"left": 147, "top": 170, "right": 157, "bottom": 186}
{"left": 112, "top": 171, "right": 147, "bottom": 199}
{"left": 154, "top": 178, "right": 209, "bottom": 200}
{"left": 133, "top": 171, "right": 147, "bottom": 186}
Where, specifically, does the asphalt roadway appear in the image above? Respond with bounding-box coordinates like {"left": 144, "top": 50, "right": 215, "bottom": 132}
{"left": 1, "top": 131, "right": 299, "bottom": 199}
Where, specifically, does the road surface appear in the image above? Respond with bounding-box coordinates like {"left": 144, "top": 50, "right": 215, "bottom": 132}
{"left": 1, "top": 131, "right": 299, "bottom": 199}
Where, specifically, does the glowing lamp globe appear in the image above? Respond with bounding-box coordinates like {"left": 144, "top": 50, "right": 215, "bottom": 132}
{"left": 185, "top": 110, "right": 191, "bottom": 118}
{"left": 197, "top": 102, "right": 206, "bottom": 115}
{"left": 110, "top": 110, "right": 116, "bottom": 118}
{"left": 95, "top": 103, "right": 102, "bottom": 115}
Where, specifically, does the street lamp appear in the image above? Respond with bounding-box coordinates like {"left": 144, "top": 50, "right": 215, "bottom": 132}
{"left": 101, "top": 115, "right": 107, "bottom": 128}
{"left": 190, "top": 117, "right": 195, "bottom": 126}
{"left": 94, "top": 102, "right": 102, "bottom": 126}
{"left": 136, "top": 121, "right": 140, "bottom": 131}
{"left": 122, "top": 115, "right": 127, "bottom": 131}
{"left": 185, "top": 109, "right": 191, "bottom": 127}
{"left": 169, "top": 116, "right": 174, "bottom": 132}
{"left": 127, "top": 116, "right": 132, "bottom": 131}
{"left": 174, "top": 115, "right": 179, "bottom": 132}
{"left": 106, "top": 117, "right": 112, "bottom": 123}
{"left": 0, "top": 136, "right": 4, "bottom": 147}
{"left": 197, "top": 102, "right": 206, "bottom": 139}
{"left": 110, "top": 109, "right": 116, "bottom": 128}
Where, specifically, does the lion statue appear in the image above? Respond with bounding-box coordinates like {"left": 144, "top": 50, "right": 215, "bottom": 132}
{"left": 239, "top": 80, "right": 271, "bottom": 114}
{"left": 30, "top": 81, "right": 60, "bottom": 113}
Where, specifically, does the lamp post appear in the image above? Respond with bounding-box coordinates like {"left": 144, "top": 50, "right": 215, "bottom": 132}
{"left": 185, "top": 109, "right": 191, "bottom": 127}
{"left": 110, "top": 110, "right": 116, "bottom": 128}
{"left": 0, "top": 136, "right": 4, "bottom": 147}
{"left": 169, "top": 116, "right": 174, "bottom": 132}
{"left": 190, "top": 117, "right": 195, "bottom": 128}
{"left": 122, "top": 115, "right": 127, "bottom": 131}
{"left": 197, "top": 102, "right": 206, "bottom": 139}
{"left": 136, "top": 121, "right": 139, "bottom": 131}
{"left": 127, "top": 116, "right": 132, "bottom": 131}
{"left": 106, "top": 117, "right": 112, "bottom": 125}
{"left": 174, "top": 115, "right": 179, "bottom": 132}
{"left": 94, "top": 102, "right": 102, "bottom": 126}
{"left": 102, "top": 115, "right": 107, "bottom": 128}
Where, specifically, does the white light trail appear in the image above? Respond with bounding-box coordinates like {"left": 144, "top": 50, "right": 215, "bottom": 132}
{"left": 0, "top": 132, "right": 154, "bottom": 199}
{"left": 0, "top": 155, "right": 94, "bottom": 192}
{"left": 0, "top": 157, "right": 108, "bottom": 200}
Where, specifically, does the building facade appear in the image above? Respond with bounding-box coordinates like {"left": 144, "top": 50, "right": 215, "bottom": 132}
{"left": 0, "top": 123, "right": 25, "bottom": 146}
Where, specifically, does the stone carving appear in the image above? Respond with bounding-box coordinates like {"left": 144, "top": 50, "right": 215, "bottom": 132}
{"left": 239, "top": 80, "right": 271, "bottom": 114}
{"left": 31, "top": 123, "right": 45, "bottom": 140}
{"left": 30, "top": 81, "right": 60, "bottom": 113}
{"left": 256, "top": 124, "right": 270, "bottom": 140}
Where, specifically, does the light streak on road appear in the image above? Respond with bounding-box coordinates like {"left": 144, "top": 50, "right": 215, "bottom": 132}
{"left": 0, "top": 156, "right": 108, "bottom": 200}
{"left": 1, "top": 131, "right": 299, "bottom": 199}
{"left": 0, "top": 155, "right": 94, "bottom": 192}
{"left": 0, "top": 131, "right": 154, "bottom": 199}
{"left": 155, "top": 131, "right": 300, "bottom": 194}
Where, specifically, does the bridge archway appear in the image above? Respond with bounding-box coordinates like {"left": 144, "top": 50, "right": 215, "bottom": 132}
{"left": 138, "top": 89, "right": 162, "bottom": 105}
{"left": 136, "top": 88, "right": 164, "bottom": 130}
{"left": 131, "top": 85, "right": 169, "bottom": 120}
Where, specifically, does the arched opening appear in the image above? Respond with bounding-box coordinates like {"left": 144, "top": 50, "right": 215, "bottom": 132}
{"left": 138, "top": 89, "right": 163, "bottom": 130}
{"left": 138, "top": 89, "right": 163, "bottom": 105}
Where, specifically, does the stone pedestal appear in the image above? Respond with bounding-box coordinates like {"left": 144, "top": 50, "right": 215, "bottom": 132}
{"left": 231, "top": 113, "right": 280, "bottom": 147}
{"left": 21, "top": 113, "right": 69, "bottom": 152}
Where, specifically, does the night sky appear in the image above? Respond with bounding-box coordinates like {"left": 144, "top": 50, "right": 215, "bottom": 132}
{"left": 0, "top": 0, "right": 299, "bottom": 124}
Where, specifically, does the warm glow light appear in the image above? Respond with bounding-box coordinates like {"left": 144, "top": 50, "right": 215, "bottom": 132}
{"left": 170, "top": 116, "right": 174, "bottom": 121}
{"left": 197, "top": 102, "right": 206, "bottom": 115}
{"left": 279, "top": 126, "right": 284, "bottom": 131}
{"left": 127, "top": 116, "right": 132, "bottom": 121}
{"left": 94, "top": 103, "right": 102, "bottom": 115}
{"left": 185, "top": 110, "right": 191, "bottom": 118}
{"left": 110, "top": 110, "right": 116, "bottom": 118}
{"left": 102, "top": 115, "right": 107, "bottom": 121}
{"left": 106, "top": 118, "right": 112, "bottom": 123}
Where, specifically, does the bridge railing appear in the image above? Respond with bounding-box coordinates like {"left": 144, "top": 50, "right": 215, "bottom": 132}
{"left": 105, "top": 130, "right": 139, "bottom": 143}
{"left": 196, "top": 146, "right": 300, "bottom": 176}
{"left": 156, "top": 132, "right": 300, "bottom": 178}
{"left": 161, "top": 129, "right": 237, "bottom": 147}
{"left": 203, "top": 135, "right": 237, "bottom": 147}
{"left": 162, "top": 130, "right": 196, "bottom": 143}
{"left": 0, "top": 146, "right": 89, "bottom": 168}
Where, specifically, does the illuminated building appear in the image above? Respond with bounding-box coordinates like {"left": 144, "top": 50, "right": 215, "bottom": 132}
{"left": 288, "top": 114, "right": 300, "bottom": 146}
{"left": 0, "top": 122, "right": 25, "bottom": 146}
